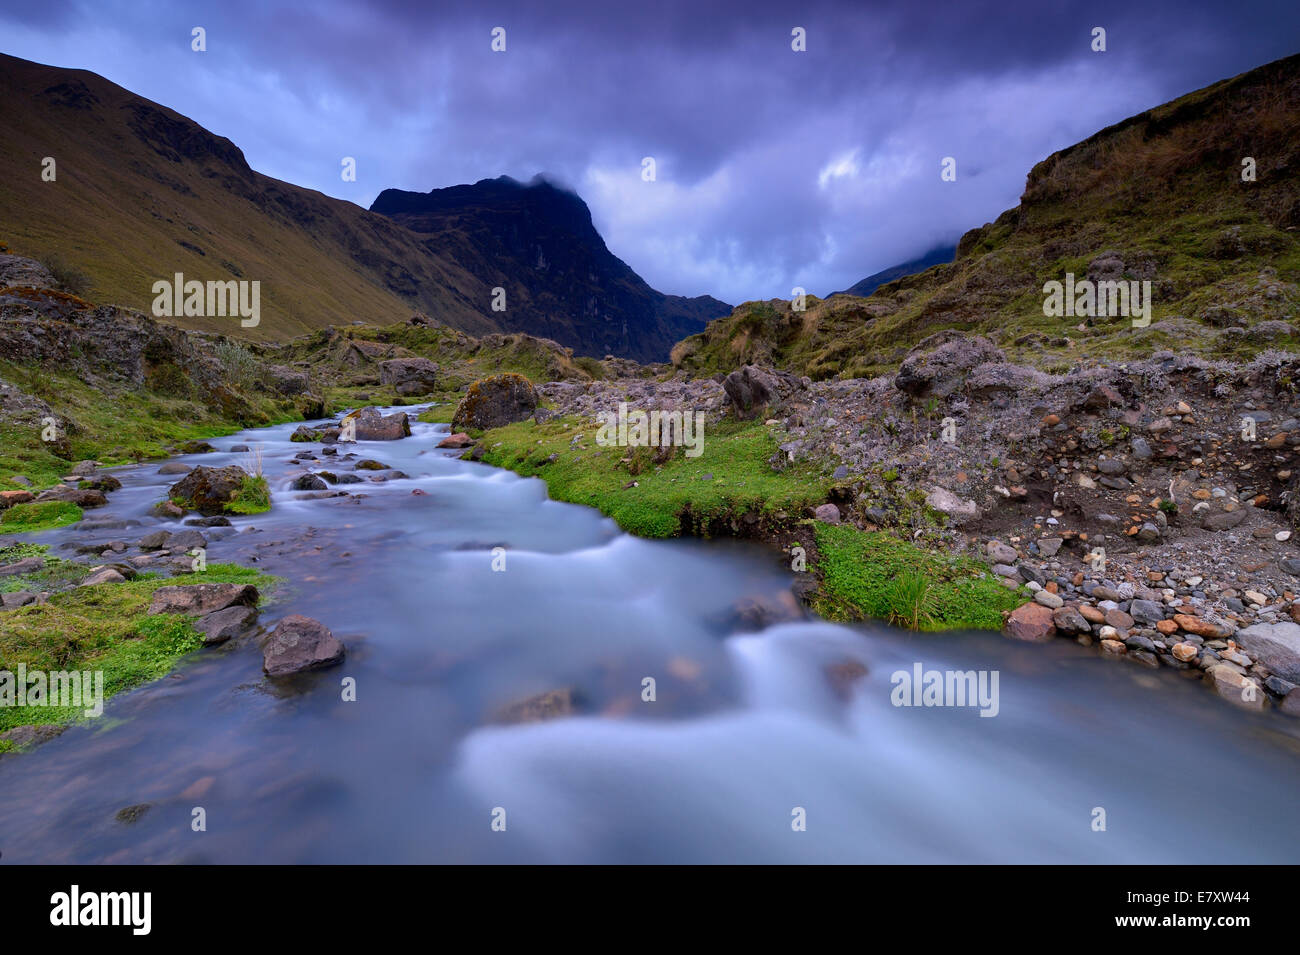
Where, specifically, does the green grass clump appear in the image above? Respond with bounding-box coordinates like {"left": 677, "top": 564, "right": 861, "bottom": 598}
{"left": 416, "top": 402, "right": 458, "bottom": 425}
{"left": 478, "top": 415, "right": 832, "bottom": 537}
{"left": 0, "top": 562, "right": 276, "bottom": 736}
{"left": 812, "top": 523, "right": 1023, "bottom": 631}
{"left": 225, "top": 474, "right": 271, "bottom": 514}
{"left": 0, "top": 501, "right": 82, "bottom": 533}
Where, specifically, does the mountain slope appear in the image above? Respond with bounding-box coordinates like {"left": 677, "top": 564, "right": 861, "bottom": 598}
{"left": 828, "top": 245, "right": 956, "bottom": 298}
{"left": 0, "top": 53, "right": 723, "bottom": 360}
{"left": 674, "top": 52, "right": 1300, "bottom": 380}
{"left": 371, "top": 176, "right": 730, "bottom": 361}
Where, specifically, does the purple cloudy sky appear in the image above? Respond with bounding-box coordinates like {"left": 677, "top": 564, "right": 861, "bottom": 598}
{"left": 1, "top": 0, "right": 1296, "bottom": 303}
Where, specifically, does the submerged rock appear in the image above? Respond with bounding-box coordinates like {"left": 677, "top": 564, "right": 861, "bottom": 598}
{"left": 494, "top": 688, "right": 576, "bottom": 725}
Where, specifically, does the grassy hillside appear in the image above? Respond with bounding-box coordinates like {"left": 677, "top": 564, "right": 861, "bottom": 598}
{"left": 674, "top": 53, "right": 1300, "bottom": 380}
{"left": 0, "top": 54, "right": 718, "bottom": 360}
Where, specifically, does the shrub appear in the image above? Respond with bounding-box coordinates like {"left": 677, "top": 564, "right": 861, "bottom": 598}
{"left": 38, "top": 253, "right": 91, "bottom": 297}
{"left": 213, "top": 341, "right": 260, "bottom": 392}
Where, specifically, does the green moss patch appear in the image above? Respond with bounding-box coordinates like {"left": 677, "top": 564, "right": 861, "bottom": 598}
{"left": 0, "top": 500, "right": 83, "bottom": 534}
{"left": 0, "top": 563, "right": 276, "bottom": 736}
{"left": 479, "top": 415, "right": 832, "bottom": 537}
{"left": 812, "top": 523, "right": 1024, "bottom": 631}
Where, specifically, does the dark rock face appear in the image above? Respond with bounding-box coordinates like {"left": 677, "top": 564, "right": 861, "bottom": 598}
{"left": 168, "top": 465, "right": 249, "bottom": 515}
{"left": 261, "top": 614, "right": 346, "bottom": 677}
{"left": 380, "top": 357, "right": 439, "bottom": 396}
{"left": 370, "top": 175, "right": 730, "bottom": 362}
{"left": 451, "top": 374, "right": 538, "bottom": 431}
{"left": 148, "top": 583, "right": 258, "bottom": 615}
{"left": 290, "top": 473, "right": 327, "bottom": 491}
{"left": 894, "top": 333, "right": 1004, "bottom": 399}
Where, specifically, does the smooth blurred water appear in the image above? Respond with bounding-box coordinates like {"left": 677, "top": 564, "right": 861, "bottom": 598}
{"left": 0, "top": 408, "right": 1297, "bottom": 864}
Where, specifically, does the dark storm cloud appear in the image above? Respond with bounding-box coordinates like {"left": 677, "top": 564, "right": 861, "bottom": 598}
{"left": 1, "top": 0, "right": 1296, "bottom": 302}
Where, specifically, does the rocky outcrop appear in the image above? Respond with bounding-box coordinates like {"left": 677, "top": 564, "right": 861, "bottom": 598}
{"left": 894, "top": 333, "right": 1004, "bottom": 399}
{"left": 722, "top": 365, "right": 801, "bottom": 419}
{"left": 380, "top": 357, "right": 439, "bottom": 396}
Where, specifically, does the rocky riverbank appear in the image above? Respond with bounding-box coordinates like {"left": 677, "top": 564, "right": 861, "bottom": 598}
{"left": 472, "top": 334, "right": 1300, "bottom": 717}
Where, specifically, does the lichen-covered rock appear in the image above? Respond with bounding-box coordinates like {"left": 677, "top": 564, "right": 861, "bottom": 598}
{"left": 451, "top": 374, "right": 538, "bottom": 431}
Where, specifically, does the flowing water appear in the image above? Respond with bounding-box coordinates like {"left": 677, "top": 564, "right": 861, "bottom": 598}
{"left": 1, "top": 409, "right": 1297, "bottom": 864}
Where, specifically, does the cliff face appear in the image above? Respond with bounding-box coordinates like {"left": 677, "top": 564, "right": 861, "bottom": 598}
{"left": 371, "top": 176, "right": 730, "bottom": 362}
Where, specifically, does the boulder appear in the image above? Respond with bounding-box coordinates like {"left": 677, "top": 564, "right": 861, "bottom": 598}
{"left": 1004, "top": 602, "right": 1056, "bottom": 642}
{"left": 451, "top": 374, "right": 538, "bottom": 432}
{"left": 813, "top": 503, "right": 841, "bottom": 524}
{"left": 348, "top": 406, "right": 412, "bottom": 441}
{"left": 37, "top": 487, "right": 107, "bottom": 508}
{"left": 168, "top": 465, "right": 250, "bottom": 515}
{"left": 925, "top": 486, "right": 979, "bottom": 524}
{"left": 290, "top": 473, "right": 328, "bottom": 491}
{"left": 80, "top": 567, "right": 126, "bottom": 586}
{"left": 437, "top": 432, "right": 473, "bottom": 449}
{"left": 165, "top": 529, "right": 207, "bottom": 552}
{"left": 0, "top": 489, "right": 34, "bottom": 508}
{"left": 1233, "top": 622, "right": 1300, "bottom": 683}
{"left": 1206, "top": 664, "right": 1267, "bottom": 710}
{"left": 148, "top": 583, "right": 258, "bottom": 616}
{"left": 894, "top": 333, "right": 1003, "bottom": 399}
{"left": 722, "top": 365, "right": 786, "bottom": 419}
{"left": 193, "top": 604, "right": 258, "bottom": 646}
{"left": 0, "top": 556, "right": 45, "bottom": 576}
{"left": 380, "top": 357, "right": 439, "bottom": 396}
{"left": 261, "top": 614, "right": 346, "bottom": 677}
{"left": 267, "top": 365, "right": 310, "bottom": 396}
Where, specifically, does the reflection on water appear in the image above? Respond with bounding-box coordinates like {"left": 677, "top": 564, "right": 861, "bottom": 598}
{"left": 0, "top": 409, "right": 1297, "bottom": 863}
